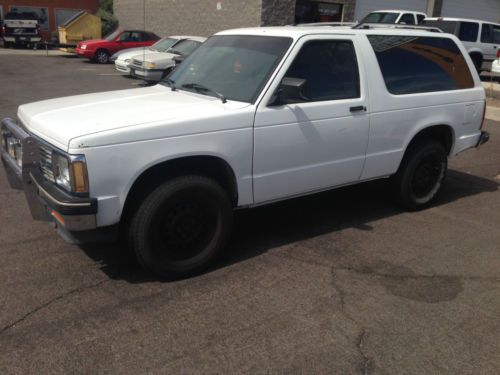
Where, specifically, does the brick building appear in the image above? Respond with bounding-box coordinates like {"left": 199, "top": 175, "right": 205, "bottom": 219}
{"left": 114, "top": 0, "right": 500, "bottom": 38}
{"left": 0, "top": 0, "right": 100, "bottom": 41}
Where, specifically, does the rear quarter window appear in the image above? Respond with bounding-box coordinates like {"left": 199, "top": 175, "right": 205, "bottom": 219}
{"left": 367, "top": 35, "right": 475, "bottom": 95}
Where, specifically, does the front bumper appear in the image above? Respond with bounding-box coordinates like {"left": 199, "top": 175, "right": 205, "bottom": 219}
{"left": 130, "top": 67, "right": 163, "bottom": 82}
{"left": 115, "top": 61, "right": 131, "bottom": 74}
{"left": 75, "top": 48, "right": 94, "bottom": 58}
{"left": 1, "top": 118, "right": 97, "bottom": 231}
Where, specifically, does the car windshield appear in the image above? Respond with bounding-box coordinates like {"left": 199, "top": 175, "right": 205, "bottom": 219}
{"left": 169, "top": 40, "right": 203, "bottom": 56}
{"left": 361, "top": 12, "right": 399, "bottom": 24}
{"left": 151, "top": 37, "right": 179, "bottom": 52}
{"left": 166, "top": 35, "right": 292, "bottom": 103}
{"left": 104, "top": 29, "right": 121, "bottom": 41}
{"left": 5, "top": 12, "right": 38, "bottom": 20}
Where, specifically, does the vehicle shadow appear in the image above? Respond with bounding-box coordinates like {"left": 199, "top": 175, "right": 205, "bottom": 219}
{"left": 79, "top": 169, "right": 498, "bottom": 283}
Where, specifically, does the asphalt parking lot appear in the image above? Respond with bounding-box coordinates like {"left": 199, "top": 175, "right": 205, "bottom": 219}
{"left": 0, "top": 48, "right": 499, "bottom": 374}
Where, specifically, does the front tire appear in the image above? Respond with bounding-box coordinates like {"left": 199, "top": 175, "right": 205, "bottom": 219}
{"left": 129, "top": 175, "right": 233, "bottom": 278}
{"left": 391, "top": 140, "right": 447, "bottom": 211}
{"left": 94, "top": 49, "right": 110, "bottom": 64}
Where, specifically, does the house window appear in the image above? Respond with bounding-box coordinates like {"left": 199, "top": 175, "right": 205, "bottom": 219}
{"left": 295, "top": 1, "right": 343, "bottom": 24}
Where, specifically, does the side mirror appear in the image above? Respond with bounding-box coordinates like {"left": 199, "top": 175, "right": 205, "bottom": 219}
{"left": 269, "top": 77, "right": 308, "bottom": 106}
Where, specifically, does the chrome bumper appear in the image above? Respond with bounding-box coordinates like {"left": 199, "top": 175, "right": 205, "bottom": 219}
{"left": 1, "top": 118, "right": 97, "bottom": 231}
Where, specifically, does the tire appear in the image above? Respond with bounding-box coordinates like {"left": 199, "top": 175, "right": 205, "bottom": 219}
{"left": 94, "top": 49, "right": 110, "bottom": 64}
{"left": 391, "top": 139, "right": 447, "bottom": 211}
{"left": 129, "top": 175, "right": 233, "bottom": 278}
{"left": 470, "top": 54, "right": 483, "bottom": 73}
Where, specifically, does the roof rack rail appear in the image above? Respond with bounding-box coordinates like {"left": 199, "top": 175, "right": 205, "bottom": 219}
{"left": 295, "top": 21, "right": 357, "bottom": 27}
{"left": 352, "top": 23, "right": 443, "bottom": 33}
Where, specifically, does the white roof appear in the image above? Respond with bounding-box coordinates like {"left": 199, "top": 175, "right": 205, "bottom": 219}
{"left": 372, "top": 9, "right": 427, "bottom": 14}
{"left": 425, "top": 17, "right": 500, "bottom": 25}
{"left": 216, "top": 26, "right": 448, "bottom": 39}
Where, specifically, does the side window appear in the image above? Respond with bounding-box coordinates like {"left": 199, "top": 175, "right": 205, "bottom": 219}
{"left": 482, "top": 24, "right": 500, "bottom": 43}
{"left": 367, "top": 35, "right": 475, "bottom": 95}
{"left": 118, "top": 32, "right": 131, "bottom": 42}
{"left": 458, "top": 22, "right": 479, "bottom": 42}
{"left": 130, "top": 31, "right": 141, "bottom": 42}
{"left": 416, "top": 14, "right": 426, "bottom": 24}
{"left": 399, "top": 13, "right": 416, "bottom": 25}
{"left": 284, "top": 40, "right": 360, "bottom": 102}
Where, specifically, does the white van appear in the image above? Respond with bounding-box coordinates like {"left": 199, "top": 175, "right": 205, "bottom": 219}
{"left": 1, "top": 25, "right": 488, "bottom": 278}
{"left": 423, "top": 17, "right": 500, "bottom": 71}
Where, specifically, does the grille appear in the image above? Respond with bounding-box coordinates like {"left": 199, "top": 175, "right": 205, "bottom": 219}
{"left": 39, "top": 145, "right": 55, "bottom": 182}
{"left": 132, "top": 59, "right": 143, "bottom": 67}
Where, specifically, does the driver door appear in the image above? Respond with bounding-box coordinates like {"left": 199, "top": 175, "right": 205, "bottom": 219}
{"left": 253, "top": 35, "right": 369, "bottom": 203}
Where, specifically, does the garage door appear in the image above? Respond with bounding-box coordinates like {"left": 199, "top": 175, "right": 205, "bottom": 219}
{"left": 441, "top": 0, "right": 500, "bottom": 23}
{"left": 354, "top": 0, "right": 427, "bottom": 22}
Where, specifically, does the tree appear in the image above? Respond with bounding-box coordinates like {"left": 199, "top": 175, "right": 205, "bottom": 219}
{"left": 99, "top": 0, "right": 118, "bottom": 37}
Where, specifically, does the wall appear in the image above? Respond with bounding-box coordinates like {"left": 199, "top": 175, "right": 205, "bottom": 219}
{"left": 261, "top": 0, "right": 357, "bottom": 25}
{"left": 114, "top": 0, "right": 262, "bottom": 38}
{"left": 441, "top": 0, "right": 500, "bottom": 23}
{"left": 0, "top": 0, "right": 99, "bottom": 41}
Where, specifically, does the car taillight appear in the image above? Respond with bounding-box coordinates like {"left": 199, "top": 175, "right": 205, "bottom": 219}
{"left": 480, "top": 100, "right": 486, "bottom": 130}
{"left": 496, "top": 49, "right": 500, "bottom": 58}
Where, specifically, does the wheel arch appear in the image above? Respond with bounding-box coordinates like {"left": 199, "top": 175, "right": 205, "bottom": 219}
{"left": 399, "top": 124, "right": 455, "bottom": 168}
{"left": 120, "top": 154, "right": 239, "bottom": 222}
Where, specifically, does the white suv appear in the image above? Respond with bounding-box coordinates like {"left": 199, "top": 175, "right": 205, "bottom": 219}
{"left": 1, "top": 26, "right": 489, "bottom": 278}
{"left": 423, "top": 17, "right": 500, "bottom": 71}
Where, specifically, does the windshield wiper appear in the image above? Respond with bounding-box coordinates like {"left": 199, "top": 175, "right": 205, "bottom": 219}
{"left": 163, "top": 78, "right": 177, "bottom": 91}
{"left": 181, "top": 83, "right": 227, "bottom": 103}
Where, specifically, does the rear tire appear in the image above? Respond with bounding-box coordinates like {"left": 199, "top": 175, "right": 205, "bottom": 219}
{"left": 94, "top": 49, "right": 110, "bottom": 64}
{"left": 391, "top": 139, "right": 447, "bottom": 211}
{"left": 470, "top": 54, "right": 483, "bottom": 73}
{"left": 129, "top": 175, "right": 233, "bottom": 279}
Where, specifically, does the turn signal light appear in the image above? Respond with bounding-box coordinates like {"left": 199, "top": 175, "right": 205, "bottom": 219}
{"left": 71, "top": 161, "right": 89, "bottom": 193}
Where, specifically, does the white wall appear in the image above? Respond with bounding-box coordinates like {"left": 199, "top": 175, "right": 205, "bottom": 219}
{"left": 354, "top": 0, "right": 428, "bottom": 21}
{"left": 441, "top": 0, "right": 500, "bottom": 23}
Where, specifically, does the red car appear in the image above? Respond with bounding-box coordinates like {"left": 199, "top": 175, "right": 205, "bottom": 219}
{"left": 76, "top": 29, "right": 160, "bottom": 64}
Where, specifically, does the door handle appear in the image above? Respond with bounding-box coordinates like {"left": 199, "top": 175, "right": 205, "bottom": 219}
{"left": 350, "top": 106, "right": 366, "bottom": 112}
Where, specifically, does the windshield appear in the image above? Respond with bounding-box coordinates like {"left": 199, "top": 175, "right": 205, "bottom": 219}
{"left": 151, "top": 37, "right": 179, "bottom": 52}
{"left": 104, "top": 29, "right": 121, "bottom": 41}
{"left": 5, "top": 12, "right": 38, "bottom": 20}
{"left": 170, "top": 40, "right": 203, "bottom": 56}
{"left": 166, "top": 35, "right": 292, "bottom": 103}
{"left": 361, "top": 12, "right": 399, "bottom": 24}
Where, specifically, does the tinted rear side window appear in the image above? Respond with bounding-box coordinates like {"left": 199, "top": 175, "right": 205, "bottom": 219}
{"left": 421, "top": 20, "right": 457, "bottom": 34}
{"left": 367, "top": 35, "right": 475, "bottom": 95}
{"left": 458, "top": 22, "right": 479, "bottom": 42}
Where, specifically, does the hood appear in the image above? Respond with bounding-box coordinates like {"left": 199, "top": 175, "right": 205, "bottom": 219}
{"left": 80, "top": 39, "right": 106, "bottom": 47}
{"left": 133, "top": 51, "right": 176, "bottom": 64}
{"left": 116, "top": 47, "right": 152, "bottom": 61}
{"left": 18, "top": 85, "right": 248, "bottom": 151}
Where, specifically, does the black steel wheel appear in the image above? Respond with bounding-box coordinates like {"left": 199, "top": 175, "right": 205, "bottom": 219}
{"left": 391, "top": 139, "right": 447, "bottom": 211}
{"left": 129, "top": 175, "right": 233, "bottom": 278}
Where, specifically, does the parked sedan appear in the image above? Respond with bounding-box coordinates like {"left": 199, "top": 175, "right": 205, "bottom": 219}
{"left": 113, "top": 36, "right": 196, "bottom": 75}
{"left": 130, "top": 37, "right": 206, "bottom": 82}
{"left": 76, "top": 29, "right": 160, "bottom": 64}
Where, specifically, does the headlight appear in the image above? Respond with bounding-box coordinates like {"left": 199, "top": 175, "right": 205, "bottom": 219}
{"left": 145, "top": 61, "right": 156, "bottom": 69}
{"left": 81, "top": 44, "right": 87, "bottom": 50}
{"left": 53, "top": 153, "right": 89, "bottom": 194}
{"left": 53, "top": 153, "right": 71, "bottom": 191}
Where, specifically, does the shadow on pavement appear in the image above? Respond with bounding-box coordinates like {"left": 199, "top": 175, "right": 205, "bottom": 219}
{"left": 79, "top": 169, "right": 498, "bottom": 283}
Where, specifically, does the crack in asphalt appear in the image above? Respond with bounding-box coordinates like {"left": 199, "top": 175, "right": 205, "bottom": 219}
{"left": 336, "top": 266, "right": 500, "bottom": 283}
{"left": 358, "top": 330, "right": 374, "bottom": 375}
{"left": 0, "top": 278, "right": 109, "bottom": 336}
